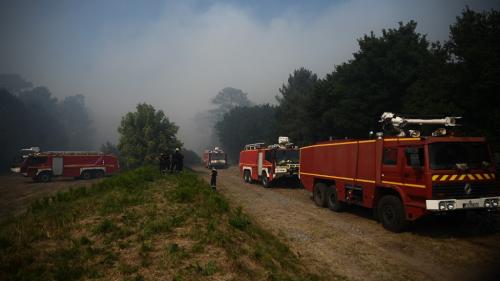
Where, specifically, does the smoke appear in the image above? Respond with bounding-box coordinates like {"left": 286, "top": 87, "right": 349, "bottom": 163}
{"left": 1, "top": 0, "right": 499, "bottom": 152}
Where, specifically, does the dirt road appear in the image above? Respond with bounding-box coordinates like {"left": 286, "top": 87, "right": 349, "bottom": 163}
{"left": 0, "top": 174, "right": 101, "bottom": 222}
{"left": 194, "top": 166, "right": 500, "bottom": 281}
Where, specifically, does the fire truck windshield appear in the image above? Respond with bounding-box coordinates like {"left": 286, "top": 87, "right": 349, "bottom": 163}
{"left": 27, "top": 156, "right": 48, "bottom": 165}
{"left": 275, "top": 150, "right": 299, "bottom": 165}
{"left": 211, "top": 153, "right": 225, "bottom": 160}
{"left": 429, "top": 142, "right": 491, "bottom": 170}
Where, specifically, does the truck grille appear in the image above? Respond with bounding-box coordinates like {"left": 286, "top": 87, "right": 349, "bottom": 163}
{"left": 432, "top": 182, "right": 500, "bottom": 199}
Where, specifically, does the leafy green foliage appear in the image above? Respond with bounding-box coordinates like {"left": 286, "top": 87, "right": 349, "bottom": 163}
{"left": 276, "top": 67, "right": 318, "bottom": 145}
{"left": 0, "top": 75, "right": 94, "bottom": 170}
{"left": 117, "top": 103, "right": 182, "bottom": 168}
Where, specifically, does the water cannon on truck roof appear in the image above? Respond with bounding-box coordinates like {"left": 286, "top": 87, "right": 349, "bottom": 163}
{"left": 379, "top": 112, "right": 461, "bottom": 138}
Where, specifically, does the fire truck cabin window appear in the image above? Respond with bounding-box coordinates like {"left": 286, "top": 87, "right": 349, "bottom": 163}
{"left": 383, "top": 148, "right": 398, "bottom": 165}
{"left": 406, "top": 147, "right": 424, "bottom": 167}
{"left": 275, "top": 150, "right": 299, "bottom": 165}
{"left": 29, "top": 156, "right": 48, "bottom": 164}
{"left": 211, "top": 153, "right": 225, "bottom": 160}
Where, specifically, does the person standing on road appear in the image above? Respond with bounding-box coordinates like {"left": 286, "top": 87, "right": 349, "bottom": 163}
{"left": 210, "top": 167, "right": 217, "bottom": 191}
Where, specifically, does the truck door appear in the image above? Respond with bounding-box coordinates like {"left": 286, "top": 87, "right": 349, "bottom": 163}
{"left": 52, "top": 157, "right": 63, "bottom": 176}
{"left": 381, "top": 145, "right": 403, "bottom": 185}
{"left": 403, "top": 146, "right": 425, "bottom": 188}
{"left": 258, "top": 152, "right": 263, "bottom": 176}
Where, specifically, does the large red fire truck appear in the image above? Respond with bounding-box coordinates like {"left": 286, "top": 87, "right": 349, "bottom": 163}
{"left": 239, "top": 137, "right": 299, "bottom": 187}
{"left": 202, "top": 147, "right": 228, "bottom": 169}
{"left": 11, "top": 147, "right": 119, "bottom": 182}
{"left": 299, "top": 113, "right": 499, "bottom": 232}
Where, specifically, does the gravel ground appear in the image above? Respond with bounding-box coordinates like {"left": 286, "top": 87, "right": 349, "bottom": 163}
{"left": 193, "top": 165, "right": 500, "bottom": 281}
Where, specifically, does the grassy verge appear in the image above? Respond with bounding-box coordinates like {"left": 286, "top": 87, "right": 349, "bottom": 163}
{"left": 0, "top": 166, "right": 320, "bottom": 281}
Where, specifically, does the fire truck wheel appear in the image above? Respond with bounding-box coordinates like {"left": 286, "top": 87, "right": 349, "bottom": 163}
{"left": 313, "top": 183, "right": 327, "bottom": 207}
{"left": 377, "top": 195, "right": 408, "bottom": 232}
{"left": 94, "top": 170, "right": 105, "bottom": 178}
{"left": 243, "top": 170, "right": 250, "bottom": 183}
{"left": 38, "top": 172, "right": 52, "bottom": 183}
{"left": 326, "top": 187, "right": 344, "bottom": 212}
{"left": 261, "top": 172, "right": 271, "bottom": 188}
{"left": 81, "top": 171, "right": 92, "bottom": 180}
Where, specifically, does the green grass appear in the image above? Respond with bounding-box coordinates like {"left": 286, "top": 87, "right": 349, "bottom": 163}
{"left": 0, "top": 166, "right": 323, "bottom": 281}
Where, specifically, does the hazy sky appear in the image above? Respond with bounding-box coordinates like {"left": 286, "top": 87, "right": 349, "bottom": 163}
{"left": 1, "top": 0, "right": 499, "bottom": 151}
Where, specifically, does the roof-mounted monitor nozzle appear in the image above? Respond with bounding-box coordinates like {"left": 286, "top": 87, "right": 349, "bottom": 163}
{"left": 380, "top": 112, "right": 461, "bottom": 137}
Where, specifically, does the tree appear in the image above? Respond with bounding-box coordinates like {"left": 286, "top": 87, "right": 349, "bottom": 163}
{"left": 193, "top": 87, "right": 253, "bottom": 153}
{"left": 211, "top": 87, "right": 253, "bottom": 120}
{"left": 307, "top": 21, "right": 435, "bottom": 141}
{"left": 60, "top": 94, "right": 94, "bottom": 149}
{"left": 276, "top": 68, "right": 318, "bottom": 145}
{"left": 445, "top": 8, "right": 500, "bottom": 142}
{"left": 215, "top": 104, "right": 277, "bottom": 162}
{"left": 117, "top": 103, "right": 182, "bottom": 168}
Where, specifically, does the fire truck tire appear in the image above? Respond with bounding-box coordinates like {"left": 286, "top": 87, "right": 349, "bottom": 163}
{"left": 81, "top": 171, "right": 92, "bottom": 180}
{"left": 377, "top": 195, "right": 408, "bottom": 232}
{"left": 37, "top": 172, "right": 52, "bottom": 183}
{"left": 261, "top": 172, "right": 271, "bottom": 188}
{"left": 326, "top": 187, "right": 344, "bottom": 212}
{"left": 313, "top": 183, "right": 327, "bottom": 207}
{"left": 94, "top": 170, "right": 105, "bottom": 178}
{"left": 243, "top": 170, "right": 250, "bottom": 183}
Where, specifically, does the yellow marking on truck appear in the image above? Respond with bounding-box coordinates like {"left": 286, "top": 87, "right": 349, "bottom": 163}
{"left": 381, "top": 180, "right": 426, "bottom": 189}
{"left": 432, "top": 175, "right": 440, "bottom": 181}
{"left": 300, "top": 172, "right": 376, "bottom": 184}
{"left": 356, "top": 178, "right": 376, "bottom": 184}
{"left": 475, "top": 174, "right": 484, "bottom": 180}
{"left": 440, "top": 175, "right": 449, "bottom": 181}
{"left": 459, "top": 174, "right": 466, "bottom": 181}
{"left": 301, "top": 141, "right": 358, "bottom": 150}
{"left": 467, "top": 174, "right": 475, "bottom": 180}
{"left": 484, "top": 174, "right": 491, "bottom": 180}
{"left": 300, "top": 172, "right": 353, "bottom": 181}
{"left": 358, "top": 140, "right": 376, "bottom": 144}
{"left": 492, "top": 173, "right": 496, "bottom": 179}
{"left": 449, "top": 175, "right": 457, "bottom": 181}
{"left": 383, "top": 138, "right": 420, "bottom": 142}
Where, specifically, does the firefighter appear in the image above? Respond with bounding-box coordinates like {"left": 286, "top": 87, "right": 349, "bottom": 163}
{"left": 159, "top": 152, "right": 167, "bottom": 173}
{"left": 171, "top": 148, "right": 184, "bottom": 172}
{"left": 210, "top": 167, "right": 217, "bottom": 191}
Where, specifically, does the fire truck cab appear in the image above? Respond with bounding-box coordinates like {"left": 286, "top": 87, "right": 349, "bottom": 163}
{"left": 299, "top": 113, "right": 500, "bottom": 232}
{"left": 12, "top": 147, "right": 119, "bottom": 182}
{"left": 239, "top": 137, "right": 299, "bottom": 187}
{"left": 202, "top": 147, "right": 228, "bottom": 169}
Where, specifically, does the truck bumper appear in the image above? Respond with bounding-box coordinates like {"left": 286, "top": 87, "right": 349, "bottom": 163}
{"left": 426, "top": 197, "right": 500, "bottom": 211}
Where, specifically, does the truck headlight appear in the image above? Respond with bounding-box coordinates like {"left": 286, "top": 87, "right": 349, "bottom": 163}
{"left": 439, "top": 202, "right": 446, "bottom": 210}
{"left": 490, "top": 199, "right": 498, "bottom": 207}
{"left": 484, "top": 199, "right": 491, "bottom": 208}
{"left": 446, "top": 202, "right": 455, "bottom": 210}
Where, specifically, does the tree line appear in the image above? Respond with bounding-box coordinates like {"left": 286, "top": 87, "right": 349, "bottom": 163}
{"left": 215, "top": 8, "right": 500, "bottom": 161}
{"left": 0, "top": 74, "right": 94, "bottom": 170}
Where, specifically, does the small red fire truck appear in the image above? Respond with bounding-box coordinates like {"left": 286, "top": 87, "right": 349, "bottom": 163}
{"left": 11, "top": 147, "right": 119, "bottom": 182}
{"left": 202, "top": 147, "right": 228, "bottom": 169}
{"left": 299, "top": 113, "right": 499, "bottom": 232}
{"left": 239, "top": 137, "right": 299, "bottom": 187}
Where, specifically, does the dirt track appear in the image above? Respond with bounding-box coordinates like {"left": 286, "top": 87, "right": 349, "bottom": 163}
{"left": 0, "top": 174, "right": 101, "bottom": 222}
{"left": 194, "top": 166, "right": 500, "bottom": 281}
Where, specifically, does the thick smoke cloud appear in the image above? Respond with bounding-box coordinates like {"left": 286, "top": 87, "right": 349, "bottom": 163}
{"left": 1, "top": 0, "right": 499, "bottom": 151}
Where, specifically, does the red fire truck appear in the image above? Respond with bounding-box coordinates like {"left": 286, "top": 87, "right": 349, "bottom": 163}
{"left": 202, "top": 147, "right": 228, "bottom": 169}
{"left": 299, "top": 113, "right": 499, "bottom": 232}
{"left": 11, "top": 147, "right": 119, "bottom": 182}
{"left": 239, "top": 137, "right": 299, "bottom": 187}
